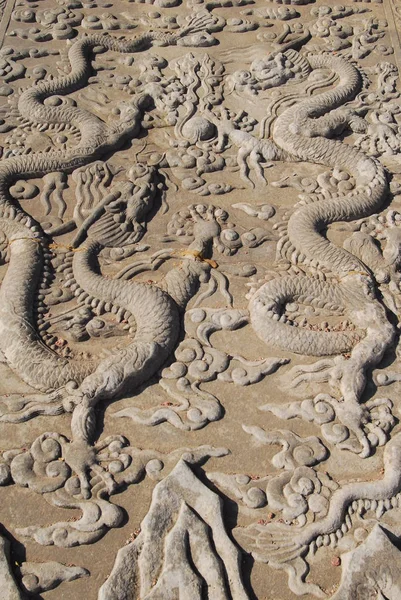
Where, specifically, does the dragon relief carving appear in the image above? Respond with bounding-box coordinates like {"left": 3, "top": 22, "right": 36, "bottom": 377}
{"left": 0, "top": 0, "right": 400, "bottom": 599}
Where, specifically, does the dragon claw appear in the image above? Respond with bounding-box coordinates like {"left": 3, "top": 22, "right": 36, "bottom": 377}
{"left": 64, "top": 440, "right": 98, "bottom": 500}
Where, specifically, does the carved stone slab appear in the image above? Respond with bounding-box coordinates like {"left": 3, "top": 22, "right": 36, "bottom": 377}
{"left": 0, "top": 0, "right": 401, "bottom": 597}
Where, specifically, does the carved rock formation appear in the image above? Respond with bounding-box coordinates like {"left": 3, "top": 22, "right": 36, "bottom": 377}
{"left": 331, "top": 524, "right": 401, "bottom": 599}
{"left": 0, "top": 533, "right": 24, "bottom": 600}
{"left": 99, "top": 459, "right": 249, "bottom": 600}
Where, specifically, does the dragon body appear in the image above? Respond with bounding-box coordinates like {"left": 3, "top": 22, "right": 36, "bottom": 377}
{"left": 242, "top": 50, "right": 400, "bottom": 593}
{"left": 248, "top": 50, "right": 395, "bottom": 456}
{"left": 0, "top": 20, "right": 218, "bottom": 490}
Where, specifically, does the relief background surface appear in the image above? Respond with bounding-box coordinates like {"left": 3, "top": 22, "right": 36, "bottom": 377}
{"left": 0, "top": 0, "right": 400, "bottom": 597}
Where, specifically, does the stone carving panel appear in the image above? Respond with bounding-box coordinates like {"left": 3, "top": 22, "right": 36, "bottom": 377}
{"left": 0, "top": 0, "right": 400, "bottom": 597}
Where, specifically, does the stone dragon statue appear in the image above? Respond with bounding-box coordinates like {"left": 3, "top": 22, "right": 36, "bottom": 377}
{"left": 202, "top": 50, "right": 395, "bottom": 461}
{"left": 0, "top": 14, "right": 226, "bottom": 494}
{"left": 222, "top": 48, "right": 401, "bottom": 595}
{"left": 234, "top": 49, "right": 395, "bottom": 458}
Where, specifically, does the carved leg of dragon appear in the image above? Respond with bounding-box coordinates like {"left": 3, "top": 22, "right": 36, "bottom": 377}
{"left": 248, "top": 51, "right": 395, "bottom": 457}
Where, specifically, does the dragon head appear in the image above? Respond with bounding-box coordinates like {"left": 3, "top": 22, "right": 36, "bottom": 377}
{"left": 74, "top": 162, "right": 159, "bottom": 249}
{"left": 227, "top": 49, "right": 311, "bottom": 95}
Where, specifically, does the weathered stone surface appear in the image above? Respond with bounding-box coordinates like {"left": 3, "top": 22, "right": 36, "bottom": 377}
{"left": 0, "top": 0, "right": 401, "bottom": 597}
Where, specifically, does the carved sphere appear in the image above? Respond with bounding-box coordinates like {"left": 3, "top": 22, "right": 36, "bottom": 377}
{"left": 181, "top": 117, "right": 216, "bottom": 143}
